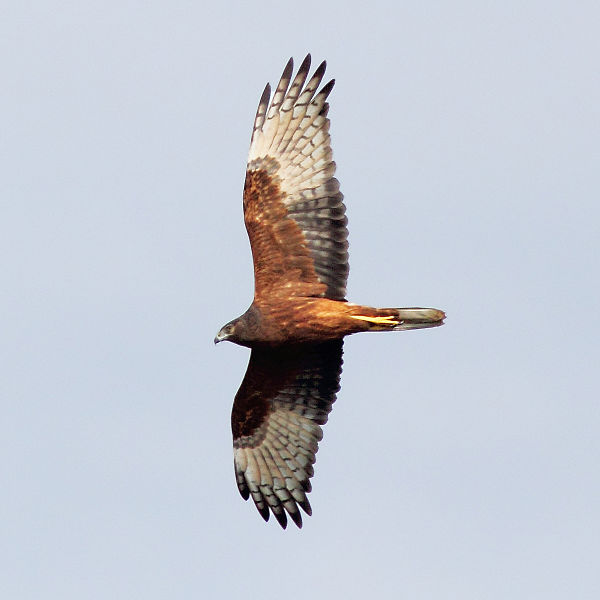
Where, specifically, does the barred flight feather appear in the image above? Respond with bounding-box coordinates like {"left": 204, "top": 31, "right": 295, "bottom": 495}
{"left": 231, "top": 341, "right": 343, "bottom": 528}
{"left": 245, "top": 54, "right": 348, "bottom": 301}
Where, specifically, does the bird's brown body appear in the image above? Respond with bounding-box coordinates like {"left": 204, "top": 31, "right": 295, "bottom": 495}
{"left": 231, "top": 298, "right": 445, "bottom": 347}
{"left": 215, "top": 56, "right": 445, "bottom": 528}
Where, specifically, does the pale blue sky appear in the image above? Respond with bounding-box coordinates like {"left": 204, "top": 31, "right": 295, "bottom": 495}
{"left": 2, "top": 2, "right": 599, "bottom": 598}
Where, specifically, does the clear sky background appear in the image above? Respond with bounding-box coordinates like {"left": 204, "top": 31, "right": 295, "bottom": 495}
{"left": 2, "top": 2, "right": 599, "bottom": 598}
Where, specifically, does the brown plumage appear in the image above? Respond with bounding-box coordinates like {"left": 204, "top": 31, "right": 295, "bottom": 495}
{"left": 215, "top": 55, "right": 445, "bottom": 528}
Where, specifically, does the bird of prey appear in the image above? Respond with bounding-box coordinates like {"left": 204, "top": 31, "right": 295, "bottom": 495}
{"left": 215, "top": 56, "right": 445, "bottom": 528}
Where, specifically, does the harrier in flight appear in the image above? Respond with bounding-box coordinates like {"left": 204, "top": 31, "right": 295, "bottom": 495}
{"left": 215, "top": 56, "right": 445, "bottom": 528}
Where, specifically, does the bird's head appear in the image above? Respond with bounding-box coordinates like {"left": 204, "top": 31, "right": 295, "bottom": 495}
{"left": 214, "top": 319, "right": 239, "bottom": 345}
{"left": 215, "top": 306, "right": 259, "bottom": 347}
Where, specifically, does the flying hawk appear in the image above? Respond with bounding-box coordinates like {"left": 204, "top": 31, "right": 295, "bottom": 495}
{"left": 215, "top": 56, "right": 445, "bottom": 528}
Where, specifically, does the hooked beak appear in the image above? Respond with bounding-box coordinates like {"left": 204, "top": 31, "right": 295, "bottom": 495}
{"left": 214, "top": 329, "right": 228, "bottom": 345}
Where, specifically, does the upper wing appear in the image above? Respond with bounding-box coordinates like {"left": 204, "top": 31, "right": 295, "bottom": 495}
{"left": 231, "top": 340, "right": 344, "bottom": 528}
{"left": 243, "top": 55, "right": 349, "bottom": 301}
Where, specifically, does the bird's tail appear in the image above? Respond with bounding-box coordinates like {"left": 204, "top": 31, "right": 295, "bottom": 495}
{"left": 349, "top": 307, "right": 446, "bottom": 331}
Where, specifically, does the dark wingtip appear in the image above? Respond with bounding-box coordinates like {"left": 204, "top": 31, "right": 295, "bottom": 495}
{"left": 320, "top": 78, "right": 335, "bottom": 98}
{"left": 260, "top": 82, "right": 271, "bottom": 105}
{"left": 235, "top": 468, "right": 250, "bottom": 500}
{"left": 313, "top": 60, "right": 327, "bottom": 82}
{"left": 273, "top": 508, "right": 288, "bottom": 529}
{"left": 282, "top": 57, "right": 294, "bottom": 80}
{"left": 258, "top": 505, "right": 270, "bottom": 522}
{"left": 288, "top": 508, "right": 303, "bottom": 528}
{"left": 298, "top": 497, "right": 312, "bottom": 516}
{"left": 299, "top": 54, "right": 311, "bottom": 75}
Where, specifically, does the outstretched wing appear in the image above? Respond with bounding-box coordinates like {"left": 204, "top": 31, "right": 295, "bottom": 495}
{"left": 231, "top": 340, "right": 343, "bottom": 528}
{"left": 244, "top": 55, "right": 349, "bottom": 301}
